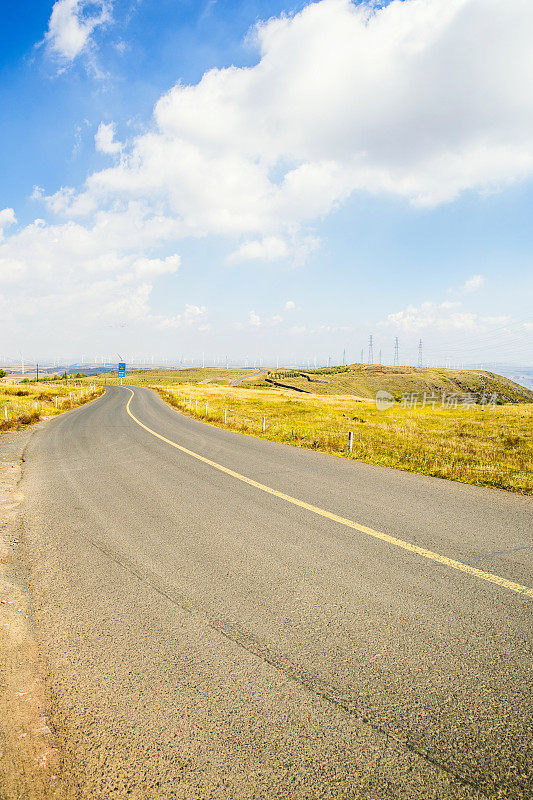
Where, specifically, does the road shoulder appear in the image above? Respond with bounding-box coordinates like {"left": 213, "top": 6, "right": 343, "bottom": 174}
{"left": 0, "top": 427, "right": 67, "bottom": 800}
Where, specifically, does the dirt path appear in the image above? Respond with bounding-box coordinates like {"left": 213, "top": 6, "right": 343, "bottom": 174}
{"left": 230, "top": 369, "right": 266, "bottom": 386}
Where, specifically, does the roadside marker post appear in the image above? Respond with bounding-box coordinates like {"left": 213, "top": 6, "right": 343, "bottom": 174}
{"left": 224, "top": 409, "right": 227, "bottom": 424}
{"left": 262, "top": 416, "right": 266, "bottom": 433}
{"left": 55, "top": 397, "right": 58, "bottom": 408}
{"left": 195, "top": 399, "right": 198, "bottom": 411}
{"left": 205, "top": 401, "right": 208, "bottom": 416}
{"left": 348, "top": 431, "right": 353, "bottom": 453}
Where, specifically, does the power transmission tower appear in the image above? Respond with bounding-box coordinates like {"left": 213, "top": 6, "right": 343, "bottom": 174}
{"left": 418, "top": 338, "right": 423, "bottom": 369}
{"left": 378, "top": 349, "right": 382, "bottom": 364}
{"left": 393, "top": 337, "right": 399, "bottom": 372}
{"left": 342, "top": 348, "right": 346, "bottom": 366}
{"left": 360, "top": 348, "right": 364, "bottom": 363}
{"left": 368, "top": 335, "right": 374, "bottom": 365}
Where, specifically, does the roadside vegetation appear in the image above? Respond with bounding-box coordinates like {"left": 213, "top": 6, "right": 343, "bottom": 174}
{"left": 91, "top": 367, "right": 260, "bottom": 386}
{"left": 0, "top": 383, "right": 103, "bottom": 433}
{"left": 154, "top": 383, "right": 533, "bottom": 494}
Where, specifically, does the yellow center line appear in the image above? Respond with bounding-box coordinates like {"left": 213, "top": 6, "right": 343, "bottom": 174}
{"left": 125, "top": 388, "right": 533, "bottom": 600}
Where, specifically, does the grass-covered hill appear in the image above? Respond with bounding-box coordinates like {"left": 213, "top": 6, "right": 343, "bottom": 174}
{"left": 255, "top": 364, "right": 533, "bottom": 403}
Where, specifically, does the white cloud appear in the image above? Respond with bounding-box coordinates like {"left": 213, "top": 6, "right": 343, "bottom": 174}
{"left": 236, "top": 309, "right": 284, "bottom": 329}
{"left": 285, "top": 300, "right": 295, "bottom": 310}
{"left": 380, "top": 300, "right": 508, "bottom": 332}
{"left": 95, "top": 122, "right": 123, "bottom": 155}
{"left": 39, "top": 0, "right": 533, "bottom": 241}
{"left": 0, "top": 208, "right": 16, "bottom": 227}
{"left": 226, "top": 235, "right": 319, "bottom": 266}
{"left": 132, "top": 253, "right": 180, "bottom": 278}
{"left": 45, "top": 0, "right": 112, "bottom": 62}
{"left": 40, "top": 186, "right": 96, "bottom": 216}
{"left": 157, "top": 304, "right": 208, "bottom": 329}
{"left": 461, "top": 274, "right": 485, "bottom": 293}
{"left": 227, "top": 236, "right": 288, "bottom": 264}
{"left": 0, "top": 208, "right": 184, "bottom": 336}
{"left": 0, "top": 208, "right": 16, "bottom": 237}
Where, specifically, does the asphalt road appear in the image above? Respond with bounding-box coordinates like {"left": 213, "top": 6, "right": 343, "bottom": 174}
{"left": 18, "top": 386, "right": 532, "bottom": 799}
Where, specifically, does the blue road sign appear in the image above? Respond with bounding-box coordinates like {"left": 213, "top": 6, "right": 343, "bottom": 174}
{"left": 118, "top": 362, "right": 126, "bottom": 377}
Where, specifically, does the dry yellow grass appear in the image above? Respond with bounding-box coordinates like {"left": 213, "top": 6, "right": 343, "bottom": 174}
{"left": 262, "top": 364, "right": 533, "bottom": 402}
{"left": 90, "top": 367, "right": 258, "bottom": 386}
{"left": 155, "top": 383, "right": 533, "bottom": 494}
{"left": 0, "top": 383, "right": 103, "bottom": 432}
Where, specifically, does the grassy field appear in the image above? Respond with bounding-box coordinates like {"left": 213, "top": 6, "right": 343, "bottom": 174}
{"left": 154, "top": 383, "right": 533, "bottom": 494}
{"left": 0, "top": 383, "right": 103, "bottom": 432}
{"left": 260, "top": 364, "right": 533, "bottom": 402}
{"left": 89, "top": 364, "right": 533, "bottom": 403}
{"left": 91, "top": 367, "right": 260, "bottom": 386}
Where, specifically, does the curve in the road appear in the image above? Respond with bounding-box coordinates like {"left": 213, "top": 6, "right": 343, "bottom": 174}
{"left": 19, "top": 384, "right": 533, "bottom": 798}
{"left": 126, "top": 388, "right": 532, "bottom": 599}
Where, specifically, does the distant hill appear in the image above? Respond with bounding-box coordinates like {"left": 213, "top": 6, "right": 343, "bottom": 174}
{"left": 91, "top": 364, "right": 533, "bottom": 403}
{"left": 251, "top": 365, "right": 533, "bottom": 403}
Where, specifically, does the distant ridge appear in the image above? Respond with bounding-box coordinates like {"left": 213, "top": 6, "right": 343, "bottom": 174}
{"left": 250, "top": 365, "right": 533, "bottom": 403}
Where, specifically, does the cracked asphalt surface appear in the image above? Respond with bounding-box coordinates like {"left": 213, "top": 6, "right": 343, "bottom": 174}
{"left": 17, "top": 386, "right": 532, "bottom": 799}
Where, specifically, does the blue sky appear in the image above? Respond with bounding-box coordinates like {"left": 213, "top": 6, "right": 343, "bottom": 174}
{"left": 1, "top": 0, "right": 532, "bottom": 366}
